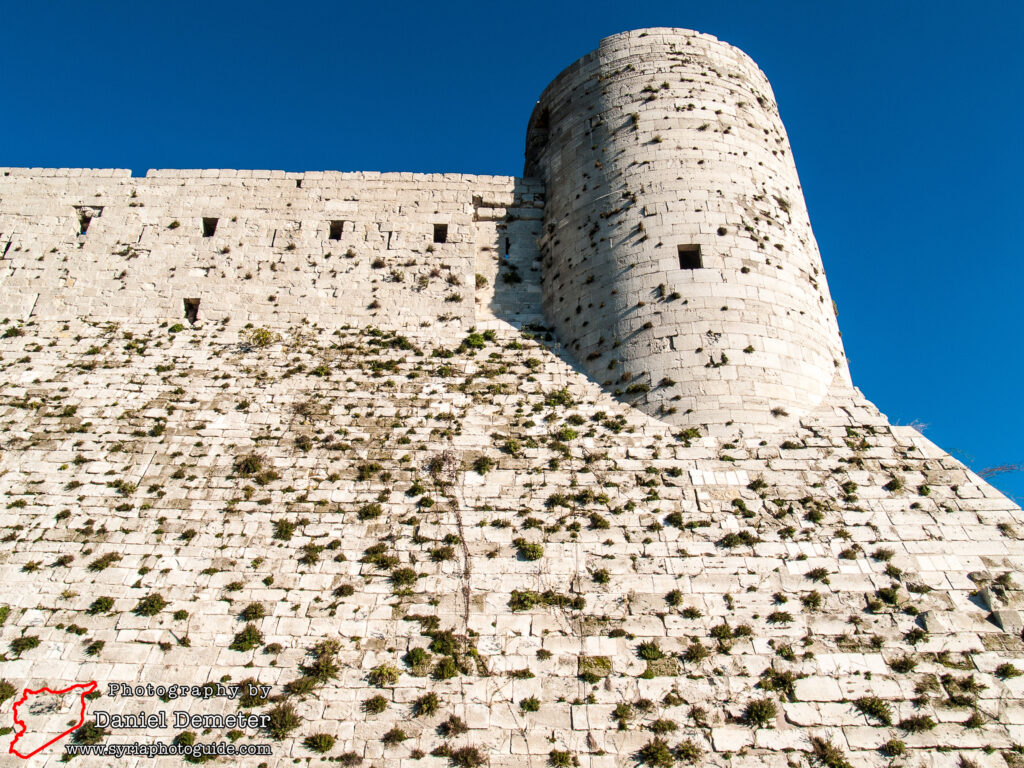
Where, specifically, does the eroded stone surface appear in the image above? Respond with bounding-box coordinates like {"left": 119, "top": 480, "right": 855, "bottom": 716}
{"left": 1, "top": 25, "right": 1023, "bottom": 768}
{"left": 0, "top": 311, "right": 1021, "bottom": 767}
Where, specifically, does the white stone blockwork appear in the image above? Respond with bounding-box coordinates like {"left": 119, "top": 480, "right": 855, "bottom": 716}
{"left": 0, "top": 30, "right": 1020, "bottom": 768}
{"left": 0, "top": 171, "right": 544, "bottom": 338}
{"left": 525, "top": 29, "right": 849, "bottom": 433}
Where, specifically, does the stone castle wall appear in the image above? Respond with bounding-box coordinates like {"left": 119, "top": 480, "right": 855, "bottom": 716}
{"left": 0, "top": 168, "right": 544, "bottom": 338}
{"left": 526, "top": 29, "right": 850, "bottom": 434}
{"left": 3, "top": 30, "right": 856, "bottom": 437}
{"left": 1, "top": 28, "right": 1023, "bottom": 768}
{"left": 1, "top": 307, "right": 1022, "bottom": 768}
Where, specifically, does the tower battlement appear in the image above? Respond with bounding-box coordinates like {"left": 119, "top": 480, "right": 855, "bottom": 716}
{"left": 528, "top": 28, "right": 849, "bottom": 433}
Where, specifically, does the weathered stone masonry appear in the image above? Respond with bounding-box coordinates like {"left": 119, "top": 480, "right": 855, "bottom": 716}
{"left": 526, "top": 29, "right": 848, "bottom": 434}
{"left": 0, "top": 169, "right": 544, "bottom": 336}
{"left": 1, "top": 26, "right": 1023, "bottom": 768}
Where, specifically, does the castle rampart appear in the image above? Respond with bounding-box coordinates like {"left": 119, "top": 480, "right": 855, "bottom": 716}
{"left": 1, "top": 29, "right": 1022, "bottom": 768}
{"left": 0, "top": 169, "right": 544, "bottom": 336}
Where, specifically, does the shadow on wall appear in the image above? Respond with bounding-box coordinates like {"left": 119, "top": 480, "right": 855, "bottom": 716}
{"left": 483, "top": 177, "right": 596, "bottom": 382}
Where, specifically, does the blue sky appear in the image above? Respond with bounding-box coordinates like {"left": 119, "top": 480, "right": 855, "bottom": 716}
{"left": 3, "top": 0, "right": 1021, "bottom": 500}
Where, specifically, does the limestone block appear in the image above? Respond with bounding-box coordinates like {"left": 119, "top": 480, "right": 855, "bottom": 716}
{"left": 711, "top": 727, "right": 753, "bottom": 751}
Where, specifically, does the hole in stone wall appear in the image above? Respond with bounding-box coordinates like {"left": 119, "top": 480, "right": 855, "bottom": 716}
{"left": 677, "top": 245, "right": 702, "bottom": 270}
{"left": 329, "top": 221, "right": 344, "bottom": 240}
{"left": 75, "top": 206, "right": 101, "bottom": 236}
{"left": 183, "top": 298, "right": 200, "bottom": 324}
{"left": 536, "top": 107, "right": 550, "bottom": 136}
{"left": 202, "top": 218, "right": 218, "bottom": 237}
{"left": 295, "top": 179, "right": 302, "bottom": 189}
{"left": 433, "top": 224, "right": 448, "bottom": 244}
{"left": 524, "top": 108, "right": 551, "bottom": 177}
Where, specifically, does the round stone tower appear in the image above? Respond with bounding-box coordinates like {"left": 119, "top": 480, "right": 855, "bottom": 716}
{"left": 525, "top": 28, "right": 850, "bottom": 433}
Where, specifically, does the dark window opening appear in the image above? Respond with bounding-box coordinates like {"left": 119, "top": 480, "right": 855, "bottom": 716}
{"left": 75, "top": 206, "right": 101, "bottom": 236}
{"left": 524, "top": 107, "right": 550, "bottom": 176}
{"left": 433, "top": 224, "right": 448, "bottom": 244}
{"left": 677, "top": 244, "right": 702, "bottom": 270}
{"left": 202, "top": 218, "right": 218, "bottom": 237}
{"left": 535, "top": 107, "right": 550, "bottom": 137}
{"left": 183, "top": 298, "right": 200, "bottom": 324}
{"left": 295, "top": 179, "right": 302, "bottom": 189}
{"left": 329, "top": 220, "right": 344, "bottom": 240}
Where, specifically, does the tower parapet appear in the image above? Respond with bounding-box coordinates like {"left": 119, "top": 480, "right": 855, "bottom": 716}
{"left": 526, "top": 28, "right": 850, "bottom": 433}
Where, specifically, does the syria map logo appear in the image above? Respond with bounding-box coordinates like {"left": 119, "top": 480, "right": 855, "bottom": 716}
{"left": 7, "top": 681, "right": 97, "bottom": 759}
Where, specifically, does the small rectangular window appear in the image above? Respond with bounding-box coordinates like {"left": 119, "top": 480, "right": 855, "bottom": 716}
{"left": 329, "top": 220, "right": 344, "bottom": 240}
{"left": 678, "top": 244, "right": 702, "bottom": 269}
{"left": 433, "top": 224, "right": 448, "bottom": 244}
{"left": 184, "top": 298, "right": 200, "bottom": 324}
{"left": 202, "top": 218, "right": 218, "bottom": 237}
